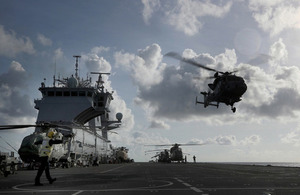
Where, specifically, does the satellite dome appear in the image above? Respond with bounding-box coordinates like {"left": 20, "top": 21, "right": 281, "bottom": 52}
{"left": 116, "top": 113, "right": 123, "bottom": 122}
{"left": 67, "top": 75, "right": 78, "bottom": 88}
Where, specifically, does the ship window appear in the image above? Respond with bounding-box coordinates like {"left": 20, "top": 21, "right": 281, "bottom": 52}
{"left": 56, "top": 91, "right": 62, "bottom": 96}
{"left": 48, "top": 91, "right": 54, "bottom": 96}
{"left": 79, "top": 91, "right": 85, "bottom": 96}
{"left": 63, "top": 91, "right": 70, "bottom": 96}
{"left": 71, "top": 91, "right": 78, "bottom": 96}
{"left": 98, "top": 102, "right": 104, "bottom": 107}
{"left": 99, "top": 96, "right": 104, "bottom": 101}
{"left": 87, "top": 91, "right": 92, "bottom": 97}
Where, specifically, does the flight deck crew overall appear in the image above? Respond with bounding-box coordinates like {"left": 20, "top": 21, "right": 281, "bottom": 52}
{"left": 34, "top": 129, "right": 62, "bottom": 186}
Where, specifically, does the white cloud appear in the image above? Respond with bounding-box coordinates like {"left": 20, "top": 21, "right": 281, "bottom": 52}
{"left": 114, "top": 43, "right": 166, "bottom": 89}
{"left": 84, "top": 54, "right": 111, "bottom": 73}
{"left": 165, "top": 0, "right": 232, "bottom": 36}
{"left": 249, "top": 0, "right": 300, "bottom": 36}
{"left": 0, "top": 25, "right": 35, "bottom": 57}
{"left": 0, "top": 61, "right": 36, "bottom": 124}
{"left": 188, "top": 135, "right": 260, "bottom": 146}
{"left": 149, "top": 119, "right": 170, "bottom": 129}
{"left": 54, "top": 48, "right": 64, "bottom": 60}
{"left": 37, "top": 33, "right": 52, "bottom": 46}
{"left": 91, "top": 46, "right": 110, "bottom": 54}
{"left": 240, "top": 135, "right": 261, "bottom": 145}
{"left": 141, "top": 0, "right": 160, "bottom": 25}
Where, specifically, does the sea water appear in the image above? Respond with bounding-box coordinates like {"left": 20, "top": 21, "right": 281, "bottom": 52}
{"left": 222, "top": 162, "right": 300, "bottom": 167}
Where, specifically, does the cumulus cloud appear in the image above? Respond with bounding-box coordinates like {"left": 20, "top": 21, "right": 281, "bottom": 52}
{"left": 115, "top": 39, "right": 300, "bottom": 127}
{"left": 91, "top": 46, "right": 110, "bottom": 54}
{"left": 281, "top": 130, "right": 300, "bottom": 147}
{"left": 0, "top": 25, "right": 35, "bottom": 57}
{"left": 0, "top": 61, "right": 36, "bottom": 124}
{"left": 249, "top": 0, "right": 300, "bottom": 36}
{"left": 37, "top": 33, "right": 52, "bottom": 46}
{"left": 141, "top": 0, "right": 160, "bottom": 25}
{"left": 84, "top": 54, "right": 112, "bottom": 73}
{"left": 115, "top": 44, "right": 166, "bottom": 89}
{"left": 82, "top": 49, "right": 134, "bottom": 130}
{"left": 188, "top": 135, "right": 260, "bottom": 146}
{"left": 165, "top": 0, "right": 232, "bottom": 36}
{"left": 54, "top": 48, "right": 64, "bottom": 60}
{"left": 141, "top": 0, "right": 232, "bottom": 36}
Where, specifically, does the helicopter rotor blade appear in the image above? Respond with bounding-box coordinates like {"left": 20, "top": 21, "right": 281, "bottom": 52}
{"left": 145, "top": 144, "right": 174, "bottom": 147}
{"left": 193, "top": 76, "right": 215, "bottom": 80}
{"left": 0, "top": 125, "right": 38, "bottom": 130}
{"left": 178, "top": 143, "right": 206, "bottom": 146}
{"left": 145, "top": 143, "right": 205, "bottom": 147}
{"left": 165, "top": 52, "right": 240, "bottom": 75}
{"left": 0, "top": 122, "right": 75, "bottom": 131}
{"left": 165, "top": 52, "right": 218, "bottom": 73}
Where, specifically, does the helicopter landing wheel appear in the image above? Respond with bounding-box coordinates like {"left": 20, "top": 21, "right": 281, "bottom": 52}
{"left": 232, "top": 107, "right": 236, "bottom": 113}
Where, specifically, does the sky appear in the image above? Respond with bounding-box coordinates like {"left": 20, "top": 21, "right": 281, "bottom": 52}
{"left": 1, "top": 0, "right": 300, "bottom": 162}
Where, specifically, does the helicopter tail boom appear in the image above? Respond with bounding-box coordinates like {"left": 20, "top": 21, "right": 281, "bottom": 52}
{"left": 196, "top": 96, "right": 219, "bottom": 108}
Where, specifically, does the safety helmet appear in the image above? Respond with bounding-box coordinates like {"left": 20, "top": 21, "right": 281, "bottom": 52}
{"left": 47, "top": 129, "right": 56, "bottom": 138}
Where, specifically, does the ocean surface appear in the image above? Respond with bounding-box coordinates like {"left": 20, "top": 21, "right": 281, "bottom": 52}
{"left": 220, "top": 162, "right": 300, "bottom": 167}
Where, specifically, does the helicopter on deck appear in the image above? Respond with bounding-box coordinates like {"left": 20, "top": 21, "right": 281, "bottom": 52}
{"left": 151, "top": 149, "right": 170, "bottom": 163}
{"left": 165, "top": 52, "right": 247, "bottom": 113}
{"left": 110, "top": 146, "right": 133, "bottom": 163}
{"left": 146, "top": 143, "right": 203, "bottom": 163}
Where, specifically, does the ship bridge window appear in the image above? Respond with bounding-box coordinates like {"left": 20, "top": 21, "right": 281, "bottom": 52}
{"left": 48, "top": 91, "right": 54, "bottom": 96}
{"left": 71, "top": 91, "right": 78, "bottom": 96}
{"left": 79, "top": 91, "right": 86, "bottom": 96}
{"left": 87, "top": 91, "right": 93, "bottom": 97}
{"left": 63, "top": 91, "right": 70, "bottom": 96}
{"left": 56, "top": 91, "right": 62, "bottom": 96}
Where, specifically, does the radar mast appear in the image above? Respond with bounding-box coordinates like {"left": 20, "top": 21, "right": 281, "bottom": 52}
{"left": 73, "top": 55, "right": 81, "bottom": 78}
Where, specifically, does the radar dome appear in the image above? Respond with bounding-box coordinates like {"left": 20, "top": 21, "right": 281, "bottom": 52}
{"left": 67, "top": 76, "right": 78, "bottom": 88}
{"left": 116, "top": 113, "right": 123, "bottom": 122}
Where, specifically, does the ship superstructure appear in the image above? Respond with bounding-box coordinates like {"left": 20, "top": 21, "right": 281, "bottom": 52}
{"left": 33, "top": 56, "right": 122, "bottom": 165}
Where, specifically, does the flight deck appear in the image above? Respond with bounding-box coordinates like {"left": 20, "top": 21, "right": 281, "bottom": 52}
{"left": 1, "top": 162, "right": 300, "bottom": 195}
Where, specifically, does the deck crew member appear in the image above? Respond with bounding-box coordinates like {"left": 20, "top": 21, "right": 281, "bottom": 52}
{"left": 34, "top": 129, "right": 63, "bottom": 186}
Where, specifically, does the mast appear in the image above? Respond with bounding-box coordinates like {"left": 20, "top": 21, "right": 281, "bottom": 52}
{"left": 73, "top": 55, "right": 81, "bottom": 79}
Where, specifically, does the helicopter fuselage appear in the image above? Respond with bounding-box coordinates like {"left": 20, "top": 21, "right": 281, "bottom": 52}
{"left": 198, "top": 74, "right": 247, "bottom": 112}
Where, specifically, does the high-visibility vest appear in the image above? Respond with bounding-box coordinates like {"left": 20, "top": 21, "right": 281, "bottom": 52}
{"left": 39, "top": 137, "right": 53, "bottom": 157}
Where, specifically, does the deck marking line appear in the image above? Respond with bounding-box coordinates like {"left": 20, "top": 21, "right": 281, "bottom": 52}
{"left": 176, "top": 179, "right": 184, "bottom": 183}
{"left": 98, "top": 164, "right": 128, "bottom": 174}
{"left": 183, "top": 182, "right": 192, "bottom": 187}
{"left": 72, "top": 190, "right": 84, "bottom": 195}
{"left": 190, "top": 187, "right": 203, "bottom": 193}
{"left": 174, "top": 177, "right": 203, "bottom": 193}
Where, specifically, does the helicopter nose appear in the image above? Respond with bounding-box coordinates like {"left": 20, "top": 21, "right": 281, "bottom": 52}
{"left": 238, "top": 82, "right": 247, "bottom": 94}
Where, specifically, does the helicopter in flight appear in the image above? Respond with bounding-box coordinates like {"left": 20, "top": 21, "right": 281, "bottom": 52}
{"left": 165, "top": 52, "right": 247, "bottom": 113}
{"left": 146, "top": 143, "right": 203, "bottom": 163}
